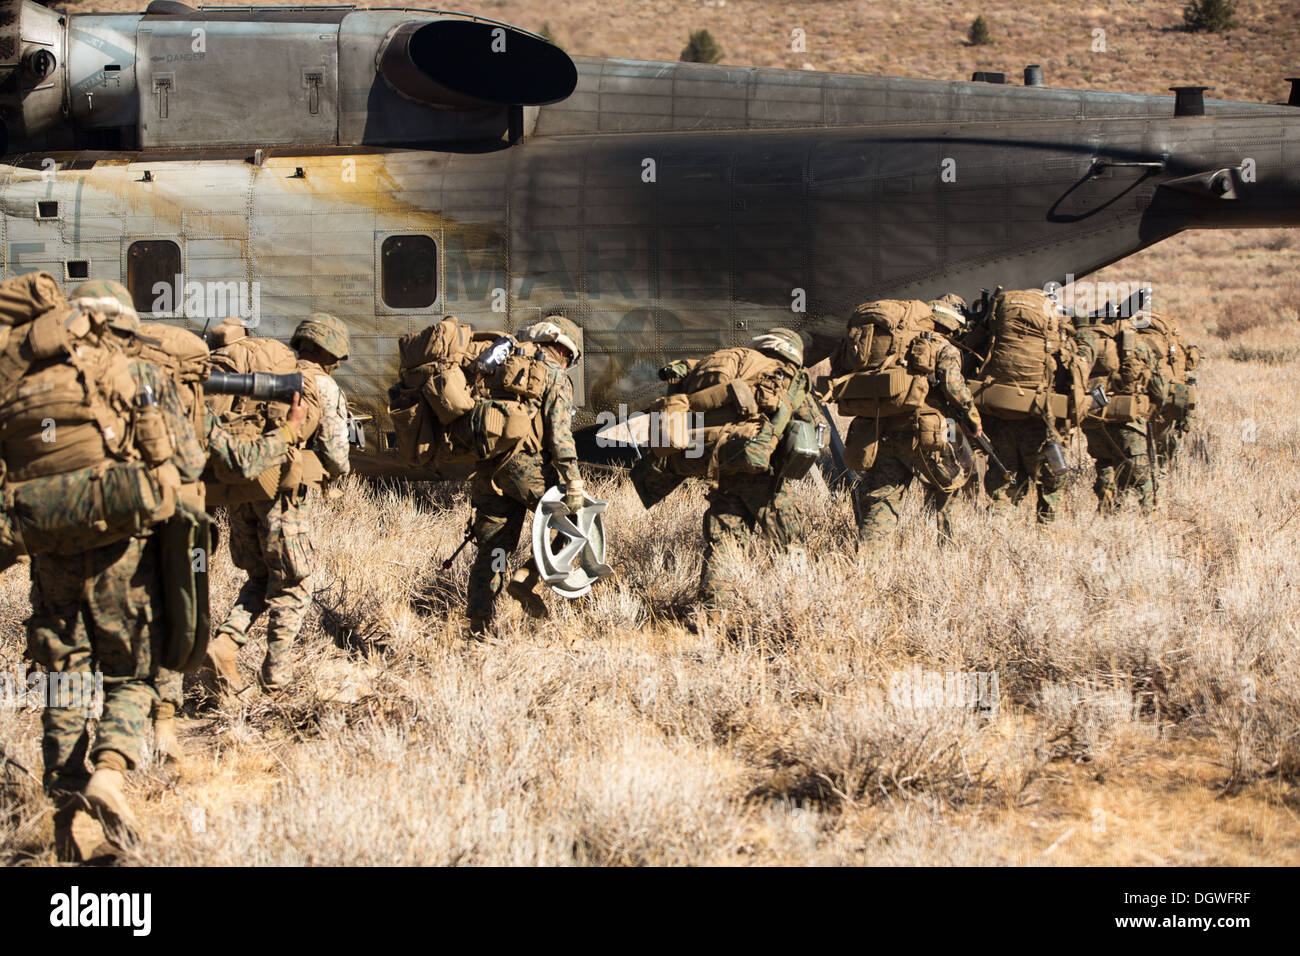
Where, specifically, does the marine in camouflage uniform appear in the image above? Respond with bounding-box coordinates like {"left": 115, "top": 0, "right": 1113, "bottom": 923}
{"left": 9, "top": 283, "right": 206, "bottom": 855}
{"left": 698, "top": 329, "right": 826, "bottom": 608}
{"left": 1145, "top": 312, "right": 1200, "bottom": 467}
{"left": 980, "top": 326, "right": 1087, "bottom": 525}
{"left": 207, "top": 313, "right": 351, "bottom": 692}
{"left": 1074, "top": 317, "right": 1169, "bottom": 516}
{"left": 72, "top": 283, "right": 300, "bottom": 761}
{"left": 466, "top": 317, "right": 584, "bottom": 634}
{"left": 855, "top": 307, "right": 982, "bottom": 548}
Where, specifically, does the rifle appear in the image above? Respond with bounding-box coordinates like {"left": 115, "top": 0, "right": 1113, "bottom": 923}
{"left": 442, "top": 516, "right": 474, "bottom": 570}
{"left": 1145, "top": 424, "right": 1159, "bottom": 508}
{"left": 963, "top": 422, "right": 1014, "bottom": 482}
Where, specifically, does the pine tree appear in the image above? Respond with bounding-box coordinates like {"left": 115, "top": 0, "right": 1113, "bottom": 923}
{"left": 1184, "top": 0, "right": 1237, "bottom": 33}
{"left": 968, "top": 15, "right": 992, "bottom": 46}
{"left": 680, "top": 29, "right": 723, "bottom": 64}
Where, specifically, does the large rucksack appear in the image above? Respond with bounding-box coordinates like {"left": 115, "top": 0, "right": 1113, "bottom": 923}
{"left": 387, "top": 316, "right": 501, "bottom": 471}
{"left": 204, "top": 336, "right": 323, "bottom": 505}
{"left": 823, "top": 300, "right": 938, "bottom": 419}
{"left": 644, "top": 346, "right": 812, "bottom": 479}
{"left": 1145, "top": 312, "right": 1197, "bottom": 420}
{"left": 138, "top": 321, "right": 212, "bottom": 460}
{"left": 969, "top": 289, "right": 1072, "bottom": 423}
{"left": 0, "top": 272, "right": 180, "bottom": 556}
{"left": 1080, "top": 319, "right": 1152, "bottom": 426}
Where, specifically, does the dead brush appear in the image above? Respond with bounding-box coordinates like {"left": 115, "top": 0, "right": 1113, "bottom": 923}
{"left": 0, "top": 742, "right": 47, "bottom": 864}
{"left": 758, "top": 700, "right": 994, "bottom": 810}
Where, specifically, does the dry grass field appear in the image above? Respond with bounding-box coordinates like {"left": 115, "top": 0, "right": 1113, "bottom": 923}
{"left": 1, "top": 2, "right": 1298, "bottom": 865}
{"left": 3, "top": 285, "right": 1300, "bottom": 864}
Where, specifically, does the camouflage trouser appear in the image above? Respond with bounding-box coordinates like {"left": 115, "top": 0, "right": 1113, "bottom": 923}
{"left": 699, "top": 474, "right": 798, "bottom": 606}
{"left": 153, "top": 668, "right": 183, "bottom": 712}
{"left": 215, "top": 495, "right": 313, "bottom": 670}
{"left": 1086, "top": 422, "right": 1155, "bottom": 515}
{"left": 854, "top": 429, "right": 954, "bottom": 548}
{"left": 27, "top": 536, "right": 161, "bottom": 790}
{"left": 467, "top": 452, "right": 553, "bottom": 621}
{"left": 983, "top": 417, "right": 1066, "bottom": 523}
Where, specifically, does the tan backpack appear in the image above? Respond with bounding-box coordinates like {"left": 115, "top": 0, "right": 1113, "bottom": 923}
{"left": 1080, "top": 319, "right": 1152, "bottom": 426}
{"left": 0, "top": 273, "right": 179, "bottom": 554}
{"left": 643, "top": 347, "right": 784, "bottom": 454}
{"left": 205, "top": 336, "right": 323, "bottom": 504}
{"left": 831, "top": 299, "right": 934, "bottom": 375}
{"left": 979, "top": 290, "right": 1059, "bottom": 384}
{"left": 644, "top": 346, "right": 809, "bottom": 478}
{"left": 137, "top": 322, "right": 212, "bottom": 449}
{"left": 969, "top": 289, "right": 1072, "bottom": 422}
{"left": 388, "top": 317, "right": 501, "bottom": 469}
{"left": 824, "top": 300, "right": 937, "bottom": 418}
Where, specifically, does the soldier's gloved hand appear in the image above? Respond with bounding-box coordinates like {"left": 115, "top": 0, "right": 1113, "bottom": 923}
{"left": 964, "top": 408, "right": 983, "bottom": 439}
{"left": 563, "top": 479, "right": 586, "bottom": 515}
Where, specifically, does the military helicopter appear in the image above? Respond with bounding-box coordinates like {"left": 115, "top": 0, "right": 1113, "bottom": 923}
{"left": 1, "top": 1, "right": 1297, "bottom": 473}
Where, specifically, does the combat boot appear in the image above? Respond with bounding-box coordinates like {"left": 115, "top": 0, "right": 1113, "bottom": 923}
{"left": 506, "top": 567, "right": 550, "bottom": 620}
{"left": 82, "top": 753, "right": 139, "bottom": 851}
{"left": 52, "top": 794, "right": 101, "bottom": 863}
{"left": 259, "top": 645, "right": 293, "bottom": 695}
{"left": 198, "top": 632, "right": 243, "bottom": 698}
{"left": 151, "top": 702, "right": 185, "bottom": 770}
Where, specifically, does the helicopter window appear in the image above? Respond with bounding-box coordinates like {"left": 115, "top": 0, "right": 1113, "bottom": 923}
{"left": 65, "top": 260, "right": 90, "bottom": 281}
{"left": 126, "top": 240, "right": 182, "bottom": 314}
{"left": 36, "top": 201, "right": 59, "bottom": 220}
{"left": 381, "top": 234, "right": 437, "bottom": 309}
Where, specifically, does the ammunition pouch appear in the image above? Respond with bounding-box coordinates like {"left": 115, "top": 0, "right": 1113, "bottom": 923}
{"left": 424, "top": 363, "right": 476, "bottom": 426}
{"left": 493, "top": 350, "right": 549, "bottom": 403}
{"left": 158, "top": 499, "right": 213, "bottom": 673}
{"left": 469, "top": 397, "right": 539, "bottom": 461}
{"left": 914, "top": 411, "right": 969, "bottom": 493}
{"left": 714, "top": 420, "right": 769, "bottom": 476}
{"left": 1167, "top": 382, "right": 1197, "bottom": 419}
{"left": 388, "top": 387, "right": 437, "bottom": 467}
{"left": 844, "top": 416, "right": 881, "bottom": 471}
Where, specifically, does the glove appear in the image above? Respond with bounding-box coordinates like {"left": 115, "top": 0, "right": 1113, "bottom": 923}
{"left": 964, "top": 407, "right": 982, "bottom": 434}
{"left": 564, "top": 478, "right": 585, "bottom": 515}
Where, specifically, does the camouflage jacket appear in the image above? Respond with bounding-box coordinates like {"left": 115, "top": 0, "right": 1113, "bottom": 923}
{"left": 926, "top": 335, "right": 981, "bottom": 431}
{"left": 204, "top": 409, "right": 294, "bottom": 481}
{"left": 301, "top": 361, "right": 351, "bottom": 479}
{"left": 538, "top": 352, "right": 582, "bottom": 487}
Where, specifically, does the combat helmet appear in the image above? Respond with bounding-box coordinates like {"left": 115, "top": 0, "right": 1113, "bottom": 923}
{"left": 751, "top": 327, "right": 804, "bottom": 365}
{"left": 291, "top": 312, "right": 350, "bottom": 361}
{"left": 518, "top": 315, "right": 582, "bottom": 363}
{"left": 928, "top": 298, "right": 966, "bottom": 333}
{"left": 70, "top": 279, "right": 139, "bottom": 334}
